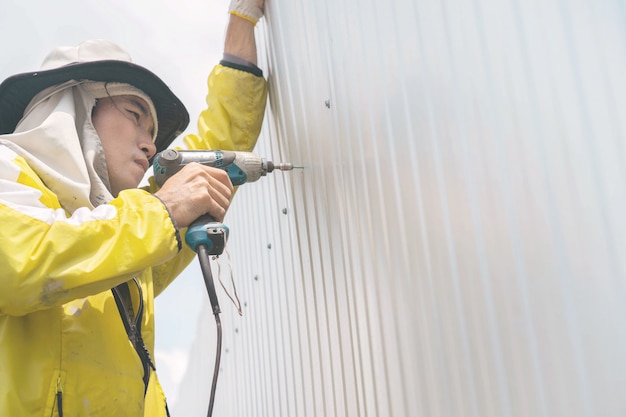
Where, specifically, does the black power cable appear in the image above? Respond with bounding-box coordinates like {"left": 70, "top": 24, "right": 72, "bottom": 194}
{"left": 197, "top": 244, "right": 223, "bottom": 417}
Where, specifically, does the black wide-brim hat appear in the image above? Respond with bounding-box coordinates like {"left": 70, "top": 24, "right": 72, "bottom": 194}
{"left": 0, "top": 39, "right": 189, "bottom": 159}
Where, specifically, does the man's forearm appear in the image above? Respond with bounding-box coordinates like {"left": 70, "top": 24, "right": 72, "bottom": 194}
{"left": 224, "top": 14, "right": 258, "bottom": 66}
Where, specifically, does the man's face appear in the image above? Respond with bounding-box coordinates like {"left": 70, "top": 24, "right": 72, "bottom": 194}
{"left": 91, "top": 95, "right": 156, "bottom": 196}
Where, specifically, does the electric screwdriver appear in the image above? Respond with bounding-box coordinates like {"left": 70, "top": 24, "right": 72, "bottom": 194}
{"left": 153, "top": 148, "right": 296, "bottom": 188}
{"left": 153, "top": 148, "right": 298, "bottom": 252}
{"left": 153, "top": 149, "right": 299, "bottom": 417}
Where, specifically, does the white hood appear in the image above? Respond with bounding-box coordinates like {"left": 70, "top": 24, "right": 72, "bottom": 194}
{"left": 0, "top": 81, "right": 113, "bottom": 212}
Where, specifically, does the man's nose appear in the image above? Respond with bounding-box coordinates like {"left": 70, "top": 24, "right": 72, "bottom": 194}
{"left": 139, "top": 133, "right": 157, "bottom": 159}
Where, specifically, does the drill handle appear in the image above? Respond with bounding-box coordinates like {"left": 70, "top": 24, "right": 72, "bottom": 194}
{"left": 185, "top": 214, "right": 229, "bottom": 255}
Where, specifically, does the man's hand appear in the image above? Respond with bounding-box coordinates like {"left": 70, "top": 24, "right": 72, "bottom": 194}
{"left": 154, "top": 163, "right": 234, "bottom": 228}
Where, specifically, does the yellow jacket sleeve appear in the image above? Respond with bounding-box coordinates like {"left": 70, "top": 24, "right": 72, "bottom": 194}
{"left": 0, "top": 185, "right": 179, "bottom": 316}
{"left": 183, "top": 63, "right": 268, "bottom": 152}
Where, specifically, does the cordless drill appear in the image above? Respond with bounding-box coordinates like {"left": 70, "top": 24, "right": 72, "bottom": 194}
{"left": 153, "top": 149, "right": 297, "bottom": 253}
{"left": 153, "top": 149, "right": 299, "bottom": 416}
{"left": 154, "top": 149, "right": 296, "bottom": 188}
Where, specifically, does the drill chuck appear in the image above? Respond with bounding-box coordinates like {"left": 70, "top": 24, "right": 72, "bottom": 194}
{"left": 267, "top": 161, "right": 296, "bottom": 171}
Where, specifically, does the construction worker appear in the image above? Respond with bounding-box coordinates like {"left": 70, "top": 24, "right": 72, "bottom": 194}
{"left": 0, "top": 0, "right": 266, "bottom": 415}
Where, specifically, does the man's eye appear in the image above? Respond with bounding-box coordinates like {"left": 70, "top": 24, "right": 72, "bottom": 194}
{"left": 127, "top": 109, "right": 140, "bottom": 121}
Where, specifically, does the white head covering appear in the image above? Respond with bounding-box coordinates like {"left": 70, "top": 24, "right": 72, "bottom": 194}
{"left": 0, "top": 40, "right": 184, "bottom": 213}
{"left": 0, "top": 80, "right": 157, "bottom": 211}
{"left": 0, "top": 40, "right": 188, "bottom": 154}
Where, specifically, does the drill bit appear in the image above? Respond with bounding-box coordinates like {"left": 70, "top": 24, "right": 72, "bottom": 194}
{"left": 273, "top": 162, "right": 303, "bottom": 171}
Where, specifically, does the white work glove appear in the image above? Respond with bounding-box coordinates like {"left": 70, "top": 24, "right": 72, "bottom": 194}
{"left": 229, "top": 0, "right": 264, "bottom": 24}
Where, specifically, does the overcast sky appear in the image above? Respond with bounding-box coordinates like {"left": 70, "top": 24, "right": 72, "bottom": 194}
{"left": 0, "top": 0, "right": 236, "bottom": 407}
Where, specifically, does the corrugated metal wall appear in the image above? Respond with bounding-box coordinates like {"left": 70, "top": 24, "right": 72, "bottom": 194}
{"left": 173, "top": 0, "right": 626, "bottom": 416}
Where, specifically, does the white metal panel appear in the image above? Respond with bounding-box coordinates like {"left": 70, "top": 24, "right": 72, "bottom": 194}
{"left": 173, "top": 0, "right": 626, "bottom": 416}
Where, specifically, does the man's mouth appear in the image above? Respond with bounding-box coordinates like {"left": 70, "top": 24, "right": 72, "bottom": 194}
{"left": 135, "top": 158, "right": 149, "bottom": 172}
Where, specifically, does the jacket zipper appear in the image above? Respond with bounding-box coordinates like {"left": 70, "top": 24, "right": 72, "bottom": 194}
{"left": 56, "top": 301, "right": 64, "bottom": 417}
{"left": 56, "top": 376, "right": 64, "bottom": 417}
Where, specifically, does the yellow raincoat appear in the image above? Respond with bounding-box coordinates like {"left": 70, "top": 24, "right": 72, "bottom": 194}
{"left": 0, "top": 64, "right": 267, "bottom": 416}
